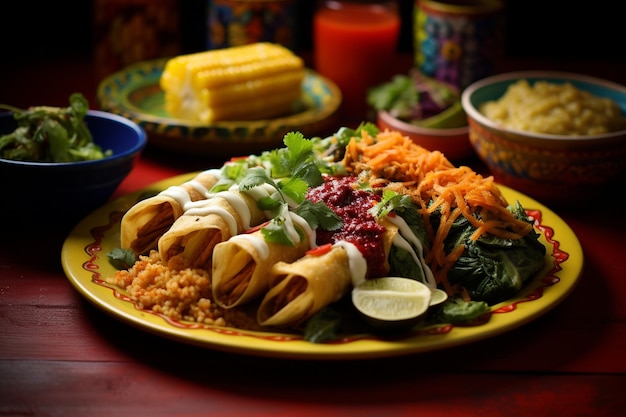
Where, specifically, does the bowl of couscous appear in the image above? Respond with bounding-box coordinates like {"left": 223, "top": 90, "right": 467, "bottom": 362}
{"left": 461, "top": 71, "right": 626, "bottom": 205}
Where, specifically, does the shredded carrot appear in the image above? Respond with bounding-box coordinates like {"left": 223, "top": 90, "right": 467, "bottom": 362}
{"left": 341, "top": 128, "right": 534, "bottom": 297}
{"left": 343, "top": 129, "right": 454, "bottom": 186}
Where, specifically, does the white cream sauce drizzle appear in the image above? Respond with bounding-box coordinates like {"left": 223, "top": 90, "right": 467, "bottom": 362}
{"left": 333, "top": 241, "right": 367, "bottom": 287}
{"left": 240, "top": 183, "right": 276, "bottom": 203}
{"left": 223, "top": 210, "right": 313, "bottom": 264}
{"left": 287, "top": 211, "right": 317, "bottom": 248}
{"left": 214, "top": 191, "right": 251, "bottom": 229}
{"left": 185, "top": 206, "right": 239, "bottom": 236}
{"left": 160, "top": 185, "right": 194, "bottom": 209}
{"left": 160, "top": 169, "right": 222, "bottom": 211}
{"left": 189, "top": 169, "right": 222, "bottom": 196}
{"left": 279, "top": 210, "right": 301, "bottom": 244}
{"left": 162, "top": 171, "right": 282, "bottom": 238}
{"left": 163, "top": 180, "right": 247, "bottom": 236}
{"left": 229, "top": 233, "right": 270, "bottom": 260}
{"left": 385, "top": 214, "right": 436, "bottom": 288}
{"left": 283, "top": 193, "right": 300, "bottom": 209}
{"left": 183, "top": 185, "right": 269, "bottom": 236}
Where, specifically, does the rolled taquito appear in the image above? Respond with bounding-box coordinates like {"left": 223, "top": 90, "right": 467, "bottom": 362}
{"left": 256, "top": 244, "right": 355, "bottom": 328}
{"left": 120, "top": 169, "right": 221, "bottom": 255}
{"left": 256, "top": 218, "right": 404, "bottom": 328}
{"left": 157, "top": 187, "right": 271, "bottom": 270}
{"left": 212, "top": 213, "right": 314, "bottom": 309}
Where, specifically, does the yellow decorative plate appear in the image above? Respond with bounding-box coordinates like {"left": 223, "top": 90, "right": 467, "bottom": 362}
{"left": 61, "top": 174, "right": 583, "bottom": 360}
{"left": 97, "top": 59, "right": 342, "bottom": 157}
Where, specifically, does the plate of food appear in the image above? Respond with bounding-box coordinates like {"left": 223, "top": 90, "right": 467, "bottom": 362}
{"left": 61, "top": 125, "right": 583, "bottom": 360}
{"left": 96, "top": 43, "right": 342, "bottom": 157}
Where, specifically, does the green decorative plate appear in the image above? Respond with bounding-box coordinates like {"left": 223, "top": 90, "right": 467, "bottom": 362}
{"left": 97, "top": 59, "right": 342, "bottom": 157}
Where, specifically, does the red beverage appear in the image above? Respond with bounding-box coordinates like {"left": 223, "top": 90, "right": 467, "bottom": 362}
{"left": 314, "top": 1, "right": 400, "bottom": 123}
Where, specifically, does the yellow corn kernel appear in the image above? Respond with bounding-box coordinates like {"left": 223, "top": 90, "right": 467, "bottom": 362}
{"left": 160, "top": 43, "right": 305, "bottom": 123}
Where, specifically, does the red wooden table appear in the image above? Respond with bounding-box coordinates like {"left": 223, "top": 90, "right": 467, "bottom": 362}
{"left": 1, "top": 55, "right": 625, "bottom": 417}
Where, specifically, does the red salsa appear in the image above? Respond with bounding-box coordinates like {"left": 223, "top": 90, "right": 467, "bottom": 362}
{"left": 306, "top": 175, "right": 387, "bottom": 278}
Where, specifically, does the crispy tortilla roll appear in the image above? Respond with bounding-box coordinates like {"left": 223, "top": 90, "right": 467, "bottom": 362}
{"left": 257, "top": 246, "right": 353, "bottom": 328}
{"left": 212, "top": 228, "right": 310, "bottom": 309}
{"left": 257, "top": 218, "right": 401, "bottom": 328}
{"left": 120, "top": 170, "right": 220, "bottom": 255}
{"left": 157, "top": 189, "right": 268, "bottom": 270}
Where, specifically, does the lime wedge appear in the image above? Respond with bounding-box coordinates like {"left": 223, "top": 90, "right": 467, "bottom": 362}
{"left": 351, "top": 277, "right": 432, "bottom": 322}
{"left": 429, "top": 288, "right": 449, "bottom": 306}
{"left": 415, "top": 101, "right": 467, "bottom": 129}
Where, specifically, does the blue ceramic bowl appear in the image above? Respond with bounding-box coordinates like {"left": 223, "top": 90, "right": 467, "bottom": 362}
{"left": 0, "top": 110, "right": 147, "bottom": 232}
{"left": 461, "top": 71, "right": 626, "bottom": 205}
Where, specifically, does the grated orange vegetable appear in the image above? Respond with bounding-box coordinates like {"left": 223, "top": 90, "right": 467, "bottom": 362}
{"left": 342, "top": 128, "right": 533, "bottom": 295}
{"left": 343, "top": 128, "right": 454, "bottom": 186}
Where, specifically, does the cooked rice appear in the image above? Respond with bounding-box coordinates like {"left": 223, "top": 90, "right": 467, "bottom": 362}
{"left": 106, "top": 250, "right": 259, "bottom": 329}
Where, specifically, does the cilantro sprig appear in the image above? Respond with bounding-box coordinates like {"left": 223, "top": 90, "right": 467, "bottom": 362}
{"left": 238, "top": 132, "right": 342, "bottom": 246}
{"left": 370, "top": 189, "right": 414, "bottom": 218}
{"left": 333, "top": 122, "right": 379, "bottom": 148}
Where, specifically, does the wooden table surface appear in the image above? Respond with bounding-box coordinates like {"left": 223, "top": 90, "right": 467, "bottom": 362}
{"left": 1, "top": 53, "right": 625, "bottom": 416}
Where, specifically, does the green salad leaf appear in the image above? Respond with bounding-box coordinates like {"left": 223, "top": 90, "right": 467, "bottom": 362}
{"left": 367, "top": 69, "right": 466, "bottom": 128}
{"left": 436, "top": 201, "right": 547, "bottom": 305}
{"left": 303, "top": 306, "right": 343, "bottom": 343}
{"left": 107, "top": 247, "right": 138, "bottom": 271}
{"left": 0, "top": 93, "right": 112, "bottom": 162}
{"left": 428, "top": 297, "right": 490, "bottom": 324}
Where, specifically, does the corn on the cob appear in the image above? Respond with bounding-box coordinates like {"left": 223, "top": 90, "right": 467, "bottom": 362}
{"left": 160, "top": 43, "right": 305, "bottom": 123}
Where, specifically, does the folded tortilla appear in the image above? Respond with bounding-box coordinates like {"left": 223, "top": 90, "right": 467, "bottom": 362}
{"left": 256, "top": 245, "right": 354, "bottom": 328}
{"left": 120, "top": 170, "right": 220, "bottom": 255}
{"left": 256, "top": 218, "right": 401, "bottom": 328}
{"left": 157, "top": 188, "right": 268, "bottom": 270}
{"left": 212, "top": 225, "right": 311, "bottom": 309}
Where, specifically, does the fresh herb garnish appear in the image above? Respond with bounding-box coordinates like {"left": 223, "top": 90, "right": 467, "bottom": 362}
{"left": 259, "top": 204, "right": 304, "bottom": 246}
{"left": 370, "top": 189, "right": 414, "bottom": 218}
{"left": 107, "top": 247, "right": 138, "bottom": 270}
{"left": 333, "top": 123, "right": 380, "bottom": 148}
{"left": 428, "top": 297, "right": 490, "bottom": 325}
{"left": 0, "top": 93, "right": 112, "bottom": 162}
{"left": 238, "top": 132, "right": 343, "bottom": 246}
{"left": 303, "top": 306, "right": 343, "bottom": 343}
{"left": 293, "top": 199, "right": 342, "bottom": 231}
{"left": 210, "top": 162, "right": 249, "bottom": 192}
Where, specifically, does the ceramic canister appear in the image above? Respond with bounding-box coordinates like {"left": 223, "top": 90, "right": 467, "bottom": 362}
{"left": 93, "top": 0, "right": 181, "bottom": 80}
{"left": 207, "top": 0, "right": 297, "bottom": 50}
{"left": 414, "top": 0, "right": 504, "bottom": 90}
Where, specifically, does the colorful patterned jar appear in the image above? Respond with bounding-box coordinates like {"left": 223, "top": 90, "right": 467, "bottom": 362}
{"left": 207, "top": 0, "right": 297, "bottom": 50}
{"left": 414, "top": 0, "right": 503, "bottom": 89}
{"left": 93, "top": 0, "right": 181, "bottom": 80}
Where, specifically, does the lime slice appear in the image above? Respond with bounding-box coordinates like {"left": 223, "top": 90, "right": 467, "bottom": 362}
{"left": 429, "top": 288, "right": 449, "bottom": 306}
{"left": 351, "top": 277, "right": 432, "bottom": 322}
